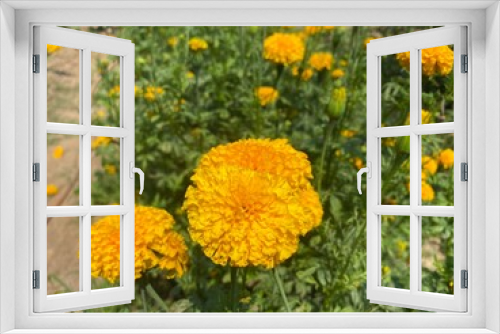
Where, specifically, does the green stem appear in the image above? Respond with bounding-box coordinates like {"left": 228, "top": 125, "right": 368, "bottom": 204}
{"left": 273, "top": 268, "right": 292, "bottom": 312}
{"left": 141, "top": 288, "right": 148, "bottom": 312}
{"left": 230, "top": 267, "right": 238, "bottom": 312}
{"left": 317, "top": 120, "right": 335, "bottom": 198}
{"left": 146, "top": 283, "right": 169, "bottom": 312}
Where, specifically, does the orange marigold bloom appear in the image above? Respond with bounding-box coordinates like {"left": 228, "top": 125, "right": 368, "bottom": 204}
{"left": 439, "top": 149, "right": 454, "bottom": 169}
{"left": 52, "top": 146, "right": 64, "bottom": 159}
{"left": 255, "top": 86, "right": 279, "bottom": 106}
{"left": 90, "top": 207, "right": 189, "bottom": 282}
{"left": 47, "top": 184, "right": 58, "bottom": 196}
{"left": 263, "top": 33, "right": 305, "bottom": 66}
{"left": 331, "top": 69, "right": 345, "bottom": 79}
{"left": 188, "top": 37, "right": 208, "bottom": 51}
{"left": 183, "top": 139, "right": 322, "bottom": 268}
{"left": 422, "top": 156, "right": 438, "bottom": 175}
{"left": 421, "top": 182, "right": 435, "bottom": 202}
{"left": 309, "top": 52, "right": 334, "bottom": 71}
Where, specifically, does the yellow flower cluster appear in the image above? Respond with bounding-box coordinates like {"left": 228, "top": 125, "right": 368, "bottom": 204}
{"left": 183, "top": 139, "right": 323, "bottom": 269}
{"left": 255, "top": 86, "right": 279, "bottom": 106}
{"left": 107, "top": 85, "right": 120, "bottom": 98}
{"left": 309, "top": 52, "right": 334, "bottom": 71}
{"left": 189, "top": 37, "right": 208, "bottom": 51}
{"left": 144, "top": 86, "right": 164, "bottom": 102}
{"left": 47, "top": 44, "right": 62, "bottom": 54}
{"left": 396, "top": 46, "right": 454, "bottom": 76}
{"left": 90, "top": 207, "right": 189, "bottom": 283}
{"left": 104, "top": 164, "right": 117, "bottom": 175}
{"left": 263, "top": 33, "right": 305, "bottom": 66}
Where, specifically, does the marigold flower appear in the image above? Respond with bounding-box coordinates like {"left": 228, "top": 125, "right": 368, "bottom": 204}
{"left": 52, "top": 146, "right": 64, "bottom": 159}
{"left": 405, "top": 109, "right": 432, "bottom": 125}
{"left": 183, "top": 139, "right": 322, "bottom": 268}
{"left": 90, "top": 207, "right": 189, "bottom": 282}
{"left": 47, "top": 44, "right": 62, "bottom": 54}
{"left": 168, "top": 36, "right": 179, "bottom": 47}
{"left": 340, "top": 129, "right": 356, "bottom": 138}
{"left": 91, "top": 136, "right": 112, "bottom": 149}
{"left": 309, "top": 52, "right": 334, "bottom": 71}
{"left": 186, "top": 71, "right": 195, "bottom": 79}
{"left": 331, "top": 69, "right": 345, "bottom": 79}
{"left": 189, "top": 37, "right": 208, "bottom": 51}
{"left": 397, "top": 46, "right": 454, "bottom": 76}
{"left": 104, "top": 164, "right": 117, "bottom": 175}
{"left": 303, "top": 26, "right": 333, "bottom": 35}
{"left": 301, "top": 68, "right": 314, "bottom": 81}
{"left": 108, "top": 85, "right": 120, "bottom": 98}
{"left": 421, "top": 182, "right": 435, "bottom": 202}
{"left": 439, "top": 149, "right": 454, "bottom": 169}
{"left": 383, "top": 138, "right": 396, "bottom": 147}
{"left": 339, "top": 59, "right": 348, "bottom": 67}
{"left": 47, "top": 184, "right": 58, "bottom": 196}
{"left": 422, "top": 156, "right": 438, "bottom": 175}
{"left": 255, "top": 86, "right": 279, "bottom": 106}
{"left": 353, "top": 157, "right": 364, "bottom": 170}
{"left": 263, "top": 33, "right": 305, "bottom": 66}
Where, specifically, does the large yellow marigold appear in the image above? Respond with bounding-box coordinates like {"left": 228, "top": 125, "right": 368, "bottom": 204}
{"left": 263, "top": 33, "right": 305, "bottom": 66}
{"left": 183, "top": 139, "right": 322, "bottom": 268}
{"left": 309, "top": 52, "right": 334, "bottom": 71}
{"left": 90, "top": 206, "right": 189, "bottom": 283}
{"left": 255, "top": 86, "right": 279, "bottom": 106}
{"left": 396, "top": 46, "right": 454, "bottom": 76}
{"left": 196, "top": 138, "right": 313, "bottom": 189}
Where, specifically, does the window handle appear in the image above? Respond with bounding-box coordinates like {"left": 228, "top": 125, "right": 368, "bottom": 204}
{"left": 129, "top": 162, "right": 144, "bottom": 195}
{"left": 357, "top": 161, "right": 371, "bottom": 195}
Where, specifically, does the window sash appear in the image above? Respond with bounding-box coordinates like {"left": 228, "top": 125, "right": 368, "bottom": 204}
{"left": 32, "top": 25, "right": 136, "bottom": 313}
{"left": 366, "top": 26, "right": 467, "bottom": 312}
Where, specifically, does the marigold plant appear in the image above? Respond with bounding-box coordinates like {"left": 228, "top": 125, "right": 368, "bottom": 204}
{"left": 397, "top": 46, "right": 454, "bottom": 76}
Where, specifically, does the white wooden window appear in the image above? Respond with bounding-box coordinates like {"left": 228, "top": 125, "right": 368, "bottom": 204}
{"left": 33, "top": 26, "right": 137, "bottom": 312}
{"left": 364, "top": 26, "right": 467, "bottom": 312}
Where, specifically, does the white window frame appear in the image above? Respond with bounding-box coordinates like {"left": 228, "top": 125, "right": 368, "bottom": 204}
{"left": 1, "top": 2, "right": 499, "bottom": 333}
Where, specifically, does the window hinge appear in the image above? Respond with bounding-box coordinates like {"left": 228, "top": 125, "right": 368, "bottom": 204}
{"left": 461, "top": 54, "right": 468, "bottom": 73}
{"left": 33, "top": 54, "right": 40, "bottom": 73}
{"left": 33, "top": 270, "right": 40, "bottom": 289}
{"left": 33, "top": 163, "right": 40, "bottom": 182}
{"left": 461, "top": 270, "right": 468, "bottom": 289}
{"left": 461, "top": 162, "right": 468, "bottom": 181}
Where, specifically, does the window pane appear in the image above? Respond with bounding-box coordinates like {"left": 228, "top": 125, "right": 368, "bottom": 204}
{"left": 47, "top": 217, "right": 80, "bottom": 295}
{"left": 91, "top": 136, "right": 120, "bottom": 205}
{"left": 47, "top": 45, "right": 80, "bottom": 124}
{"left": 421, "top": 133, "right": 454, "bottom": 206}
{"left": 381, "top": 52, "right": 410, "bottom": 127}
{"left": 47, "top": 134, "right": 80, "bottom": 206}
{"left": 381, "top": 215, "right": 410, "bottom": 290}
{"left": 421, "top": 45, "right": 454, "bottom": 123}
{"left": 421, "top": 216, "right": 454, "bottom": 295}
{"left": 92, "top": 53, "right": 121, "bottom": 127}
{"left": 91, "top": 215, "right": 121, "bottom": 290}
{"left": 381, "top": 136, "right": 410, "bottom": 205}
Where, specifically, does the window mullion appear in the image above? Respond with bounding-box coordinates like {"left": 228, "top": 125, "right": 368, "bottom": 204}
{"left": 409, "top": 47, "right": 420, "bottom": 294}
{"left": 81, "top": 48, "right": 92, "bottom": 294}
